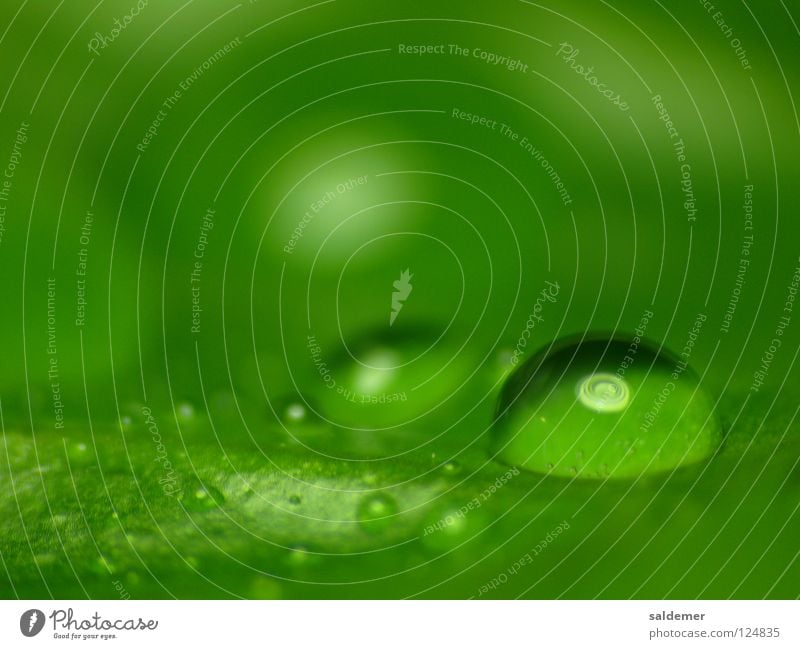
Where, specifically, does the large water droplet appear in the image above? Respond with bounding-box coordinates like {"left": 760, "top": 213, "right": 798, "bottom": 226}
{"left": 492, "top": 336, "right": 722, "bottom": 479}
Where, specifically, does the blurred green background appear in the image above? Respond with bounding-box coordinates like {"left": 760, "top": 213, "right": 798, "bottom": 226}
{"left": 0, "top": 0, "right": 798, "bottom": 598}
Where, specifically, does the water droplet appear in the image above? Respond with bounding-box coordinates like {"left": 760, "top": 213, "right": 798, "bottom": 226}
{"left": 492, "top": 336, "right": 722, "bottom": 479}
{"left": 282, "top": 402, "right": 308, "bottom": 423}
{"left": 357, "top": 492, "right": 398, "bottom": 533}
{"left": 176, "top": 402, "right": 196, "bottom": 423}
{"left": 441, "top": 460, "right": 461, "bottom": 475}
{"left": 180, "top": 482, "right": 225, "bottom": 512}
{"left": 65, "top": 439, "right": 93, "bottom": 467}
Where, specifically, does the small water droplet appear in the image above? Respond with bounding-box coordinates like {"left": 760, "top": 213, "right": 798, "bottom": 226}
{"left": 357, "top": 492, "right": 398, "bottom": 533}
{"left": 282, "top": 401, "right": 308, "bottom": 424}
{"left": 492, "top": 336, "right": 722, "bottom": 479}
{"left": 180, "top": 482, "right": 224, "bottom": 512}
{"left": 441, "top": 460, "right": 461, "bottom": 475}
{"left": 65, "top": 439, "right": 93, "bottom": 466}
{"left": 176, "top": 402, "right": 196, "bottom": 423}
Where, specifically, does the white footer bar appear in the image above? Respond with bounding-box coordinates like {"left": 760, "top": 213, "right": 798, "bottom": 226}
{"left": 1, "top": 600, "right": 796, "bottom": 647}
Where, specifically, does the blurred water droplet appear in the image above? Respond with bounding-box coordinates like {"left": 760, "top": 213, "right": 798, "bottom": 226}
{"left": 441, "top": 460, "right": 461, "bottom": 475}
{"left": 176, "top": 402, "right": 196, "bottom": 423}
{"left": 281, "top": 401, "right": 309, "bottom": 424}
{"left": 316, "top": 334, "right": 466, "bottom": 429}
{"left": 357, "top": 492, "right": 398, "bottom": 533}
{"left": 65, "top": 439, "right": 93, "bottom": 467}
